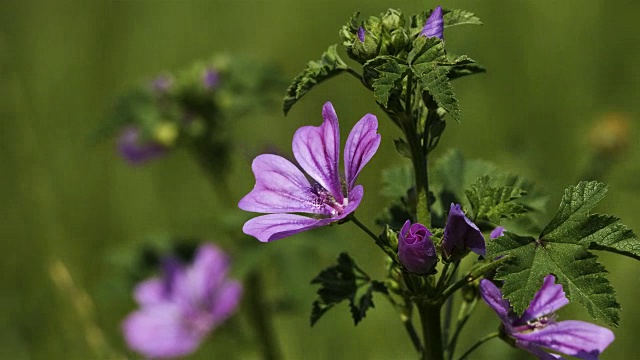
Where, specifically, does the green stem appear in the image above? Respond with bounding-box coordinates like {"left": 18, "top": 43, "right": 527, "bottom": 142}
{"left": 350, "top": 215, "right": 380, "bottom": 243}
{"left": 456, "top": 332, "right": 499, "bottom": 360}
{"left": 402, "top": 117, "right": 431, "bottom": 228}
{"left": 446, "top": 297, "right": 478, "bottom": 360}
{"left": 385, "top": 294, "right": 424, "bottom": 354}
{"left": 417, "top": 302, "right": 444, "bottom": 360}
{"left": 246, "top": 272, "right": 282, "bottom": 360}
{"left": 435, "top": 262, "right": 451, "bottom": 292}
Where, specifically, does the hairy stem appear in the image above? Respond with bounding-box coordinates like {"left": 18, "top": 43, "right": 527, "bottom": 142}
{"left": 417, "top": 302, "right": 444, "bottom": 360}
{"left": 446, "top": 297, "right": 479, "bottom": 360}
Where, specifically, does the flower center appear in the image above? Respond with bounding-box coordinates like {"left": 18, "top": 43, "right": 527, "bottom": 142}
{"left": 310, "top": 183, "right": 348, "bottom": 216}
{"left": 513, "top": 315, "right": 555, "bottom": 333}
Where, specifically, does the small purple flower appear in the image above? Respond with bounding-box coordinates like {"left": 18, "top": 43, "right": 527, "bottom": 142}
{"left": 480, "top": 275, "right": 614, "bottom": 360}
{"left": 117, "top": 126, "right": 168, "bottom": 165}
{"left": 123, "top": 244, "right": 243, "bottom": 359}
{"left": 398, "top": 220, "right": 437, "bottom": 275}
{"left": 421, "top": 6, "right": 444, "bottom": 40}
{"left": 357, "top": 26, "right": 366, "bottom": 43}
{"left": 442, "top": 203, "right": 486, "bottom": 261}
{"left": 202, "top": 68, "right": 220, "bottom": 90}
{"left": 238, "top": 101, "right": 381, "bottom": 242}
{"left": 491, "top": 226, "right": 505, "bottom": 239}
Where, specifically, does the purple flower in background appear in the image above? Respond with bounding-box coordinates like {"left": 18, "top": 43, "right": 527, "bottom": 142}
{"left": 421, "top": 6, "right": 444, "bottom": 40}
{"left": 151, "top": 75, "right": 173, "bottom": 94}
{"left": 357, "top": 26, "right": 366, "bottom": 43}
{"left": 442, "top": 203, "right": 485, "bottom": 261}
{"left": 398, "top": 220, "right": 437, "bottom": 275}
{"left": 238, "top": 101, "right": 381, "bottom": 242}
{"left": 491, "top": 226, "right": 505, "bottom": 239}
{"left": 117, "top": 126, "right": 168, "bottom": 165}
{"left": 202, "top": 69, "right": 220, "bottom": 90}
{"left": 480, "top": 275, "right": 614, "bottom": 359}
{"left": 123, "top": 244, "right": 243, "bottom": 359}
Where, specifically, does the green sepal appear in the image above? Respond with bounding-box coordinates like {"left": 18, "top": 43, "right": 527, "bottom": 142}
{"left": 283, "top": 45, "right": 348, "bottom": 115}
{"left": 310, "top": 253, "right": 388, "bottom": 326}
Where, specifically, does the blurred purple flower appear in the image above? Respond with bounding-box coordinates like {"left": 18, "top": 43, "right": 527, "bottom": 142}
{"left": 123, "top": 244, "right": 243, "bottom": 359}
{"left": 203, "top": 69, "right": 220, "bottom": 90}
{"left": 398, "top": 220, "right": 437, "bottom": 275}
{"left": 491, "top": 226, "right": 505, "bottom": 239}
{"left": 357, "top": 26, "right": 366, "bottom": 43}
{"left": 238, "top": 101, "right": 381, "bottom": 242}
{"left": 151, "top": 75, "right": 173, "bottom": 94}
{"left": 480, "top": 275, "right": 614, "bottom": 360}
{"left": 421, "top": 6, "right": 444, "bottom": 40}
{"left": 117, "top": 126, "right": 168, "bottom": 165}
{"left": 442, "top": 203, "right": 485, "bottom": 261}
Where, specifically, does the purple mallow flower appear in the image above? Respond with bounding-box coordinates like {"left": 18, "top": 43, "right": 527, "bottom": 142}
{"left": 421, "top": 6, "right": 444, "bottom": 40}
{"left": 357, "top": 26, "right": 366, "bottom": 43}
{"left": 442, "top": 203, "right": 486, "bottom": 261}
{"left": 123, "top": 244, "right": 243, "bottom": 359}
{"left": 398, "top": 220, "right": 437, "bottom": 275}
{"left": 203, "top": 68, "right": 220, "bottom": 90}
{"left": 238, "top": 101, "right": 381, "bottom": 242}
{"left": 117, "top": 126, "right": 168, "bottom": 165}
{"left": 491, "top": 226, "right": 505, "bottom": 239}
{"left": 480, "top": 275, "right": 614, "bottom": 360}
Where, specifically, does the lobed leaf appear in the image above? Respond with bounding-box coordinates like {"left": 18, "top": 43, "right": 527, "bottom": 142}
{"left": 465, "top": 175, "right": 527, "bottom": 224}
{"left": 487, "top": 233, "right": 620, "bottom": 326}
{"left": 283, "top": 45, "right": 348, "bottom": 115}
{"left": 365, "top": 56, "right": 409, "bottom": 107}
{"left": 310, "top": 253, "right": 387, "bottom": 326}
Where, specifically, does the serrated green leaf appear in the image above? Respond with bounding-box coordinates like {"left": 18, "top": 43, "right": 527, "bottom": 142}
{"left": 487, "top": 233, "right": 620, "bottom": 326}
{"left": 412, "top": 63, "right": 460, "bottom": 122}
{"left": 366, "top": 57, "right": 409, "bottom": 107}
{"left": 443, "top": 9, "right": 482, "bottom": 27}
{"left": 310, "top": 253, "right": 386, "bottom": 326}
{"left": 407, "top": 36, "right": 446, "bottom": 65}
{"left": 541, "top": 181, "right": 640, "bottom": 260}
{"left": 465, "top": 175, "right": 527, "bottom": 224}
{"left": 283, "top": 45, "right": 348, "bottom": 115}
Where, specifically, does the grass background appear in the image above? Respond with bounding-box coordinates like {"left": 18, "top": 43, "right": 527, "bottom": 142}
{"left": 1, "top": 0, "right": 639, "bottom": 359}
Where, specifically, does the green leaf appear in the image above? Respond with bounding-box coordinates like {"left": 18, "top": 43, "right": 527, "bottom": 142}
{"left": 443, "top": 9, "right": 483, "bottom": 27}
{"left": 487, "top": 232, "right": 620, "bottom": 326}
{"left": 465, "top": 175, "right": 527, "bottom": 224}
{"left": 394, "top": 138, "right": 412, "bottom": 159}
{"left": 541, "top": 181, "right": 640, "bottom": 260}
{"left": 368, "top": 57, "right": 409, "bottom": 107}
{"left": 310, "top": 253, "right": 387, "bottom": 326}
{"left": 412, "top": 63, "right": 460, "bottom": 122}
{"left": 431, "top": 149, "right": 547, "bottom": 231}
{"left": 283, "top": 45, "right": 348, "bottom": 115}
{"left": 407, "top": 36, "right": 446, "bottom": 65}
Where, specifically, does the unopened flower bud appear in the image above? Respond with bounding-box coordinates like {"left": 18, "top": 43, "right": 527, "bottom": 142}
{"left": 398, "top": 220, "right": 437, "bottom": 275}
{"left": 421, "top": 6, "right": 444, "bottom": 40}
{"left": 442, "top": 204, "right": 486, "bottom": 262}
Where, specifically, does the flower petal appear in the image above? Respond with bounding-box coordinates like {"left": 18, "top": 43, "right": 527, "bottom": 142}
{"left": 210, "top": 280, "right": 243, "bottom": 326}
{"left": 242, "top": 213, "right": 333, "bottom": 242}
{"left": 443, "top": 203, "right": 486, "bottom": 260}
{"left": 118, "top": 126, "right": 167, "bottom": 165}
{"left": 179, "top": 244, "right": 231, "bottom": 308}
{"left": 122, "top": 303, "right": 202, "bottom": 359}
{"left": 517, "top": 342, "right": 565, "bottom": 360}
{"left": 292, "top": 102, "right": 344, "bottom": 201}
{"left": 343, "top": 113, "right": 381, "bottom": 190}
{"left": 421, "top": 6, "right": 444, "bottom": 40}
{"left": 239, "top": 154, "right": 330, "bottom": 215}
{"left": 514, "top": 320, "right": 614, "bottom": 360}
{"left": 134, "top": 278, "right": 166, "bottom": 306}
{"left": 518, "top": 275, "right": 569, "bottom": 323}
{"left": 335, "top": 184, "right": 364, "bottom": 221}
{"left": 490, "top": 226, "right": 505, "bottom": 239}
{"left": 479, "top": 279, "right": 513, "bottom": 327}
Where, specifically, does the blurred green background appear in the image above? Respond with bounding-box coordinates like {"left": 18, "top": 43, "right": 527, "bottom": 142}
{"left": 1, "top": 0, "right": 639, "bottom": 359}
